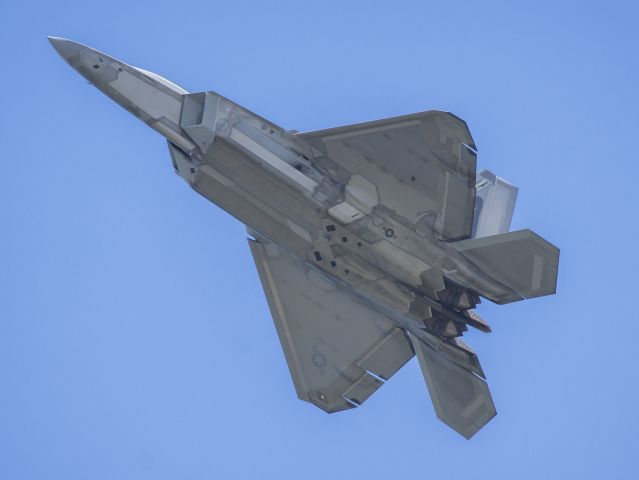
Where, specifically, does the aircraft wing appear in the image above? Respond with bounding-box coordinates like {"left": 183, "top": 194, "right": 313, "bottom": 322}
{"left": 298, "top": 111, "right": 477, "bottom": 241}
{"left": 248, "top": 237, "right": 415, "bottom": 412}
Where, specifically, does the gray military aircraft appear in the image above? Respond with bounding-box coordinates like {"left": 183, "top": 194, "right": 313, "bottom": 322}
{"left": 49, "top": 37, "right": 559, "bottom": 439}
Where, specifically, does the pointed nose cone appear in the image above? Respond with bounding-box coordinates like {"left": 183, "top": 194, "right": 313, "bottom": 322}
{"left": 48, "top": 36, "right": 86, "bottom": 63}
{"left": 49, "top": 36, "right": 194, "bottom": 151}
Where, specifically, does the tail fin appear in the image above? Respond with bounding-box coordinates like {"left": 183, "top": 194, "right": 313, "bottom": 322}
{"left": 472, "top": 169, "right": 518, "bottom": 238}
{"left": 452, "top": 229, "right": 559, "bottom": 304}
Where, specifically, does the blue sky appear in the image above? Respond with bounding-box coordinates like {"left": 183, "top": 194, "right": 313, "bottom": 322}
{"left": 1, "top": 1, "right": 638, "bottom": 478}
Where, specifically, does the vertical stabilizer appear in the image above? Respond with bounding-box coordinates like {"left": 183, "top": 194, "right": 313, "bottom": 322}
{"left": 472, "top": 170, "right": 518, "bottom": 238}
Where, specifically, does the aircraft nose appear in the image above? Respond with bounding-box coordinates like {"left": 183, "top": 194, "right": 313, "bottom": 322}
{"left": 48, "top": 36, "right": 85, "bottom": 62}
{"left": 49, "top": 36, "right": 195, "bottom": 152}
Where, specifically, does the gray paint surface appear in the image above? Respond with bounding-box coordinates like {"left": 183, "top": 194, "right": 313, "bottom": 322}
{"left": 49, "top": 37, "right": 559, "bottom": 439}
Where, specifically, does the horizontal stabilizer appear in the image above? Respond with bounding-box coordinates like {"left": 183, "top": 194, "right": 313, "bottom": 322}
{"left": 410, "top": 332, "right": 496, "bottom": 439}
{"left": 452, "top": 229, "right": 559, "bottom": 304}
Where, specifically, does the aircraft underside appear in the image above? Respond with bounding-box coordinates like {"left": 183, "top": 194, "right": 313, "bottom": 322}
{"left": 50, "top": 37, "right": 559, "bottom": 439}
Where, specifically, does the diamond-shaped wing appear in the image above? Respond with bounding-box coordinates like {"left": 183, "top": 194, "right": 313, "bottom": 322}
{"left": 249, "top": 238, "right": 414, "bottom": 412}
{"left": 299, "top": 111, "right": 477, "bottom": 240}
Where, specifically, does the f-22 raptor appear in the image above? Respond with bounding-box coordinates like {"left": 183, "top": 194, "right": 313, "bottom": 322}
{"left": 50, "top": 37, "right": 559, "bottom": 438}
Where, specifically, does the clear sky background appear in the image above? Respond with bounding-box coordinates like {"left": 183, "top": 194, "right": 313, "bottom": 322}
{"left": 1, "top": 1, "right": 638, "bottom": 478}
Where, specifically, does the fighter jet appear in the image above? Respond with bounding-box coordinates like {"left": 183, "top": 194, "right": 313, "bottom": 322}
{"left": 49, "top": 37, "right": 559, "bottom": 439}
